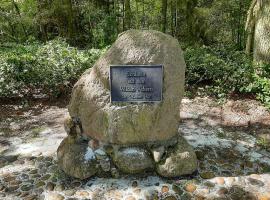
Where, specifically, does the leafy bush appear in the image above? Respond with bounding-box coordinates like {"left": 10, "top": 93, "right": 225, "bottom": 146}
{"left": 0, "top": 39, "right": 105, "bottom": 98}
{"left": 184, "top": 45, "right": 254, "bottom": 97}
{"left": 245, "top": 63, "right": 270, "bottom": 108}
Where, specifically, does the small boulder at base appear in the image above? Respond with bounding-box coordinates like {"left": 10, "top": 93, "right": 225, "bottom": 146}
{"left": 112, "top": 147, "right": 154, "bottom": 174}
{"left": 57, "top": 137, "right": 98, "bottom": 180}
{"left": 156, "top": 138, "right": 197, "bottom": 177}
{"left": 68, "top": 29, "right": 186, "bottom": 145}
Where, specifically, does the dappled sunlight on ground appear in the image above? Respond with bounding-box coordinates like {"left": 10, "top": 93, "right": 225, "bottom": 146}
{"left": 0, "top": 97, "right": 269, "bottom": 199}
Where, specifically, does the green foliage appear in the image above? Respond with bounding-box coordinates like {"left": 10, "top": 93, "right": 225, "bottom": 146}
{"left": 185, "top": 46, "right": 270, "bottom": 108}
{"left": 0, "top": 39, "right": 104, "bottom": 98}
{"left": 245, "top": 64, "right": 270, "bottom": 108}
{"left": 256, "top": 137, "right": 270, "bottom": 151}
{"left": 184, "top": 45, "right": 254, "bottom": 96}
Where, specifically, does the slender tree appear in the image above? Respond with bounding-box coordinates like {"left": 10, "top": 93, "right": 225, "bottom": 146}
{"left": 161, "top": 0, "right": 167, "bottom": 33}
{"left": 246, "top": 0, "right": 270, "bottom": 63}
{"left": 124, "top": 0, "right": 131, "bottom": 30}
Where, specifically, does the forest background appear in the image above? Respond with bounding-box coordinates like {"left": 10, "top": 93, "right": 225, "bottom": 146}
{"left": 0, "top": 0, "right": 269, "bottom": 108}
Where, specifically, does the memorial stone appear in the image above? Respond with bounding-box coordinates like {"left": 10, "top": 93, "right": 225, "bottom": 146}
{"left": 57, "top": 30, "right": 197, "bottom": 179}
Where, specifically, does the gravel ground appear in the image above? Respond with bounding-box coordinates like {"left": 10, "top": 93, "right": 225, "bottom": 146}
{"left": 0, "top": 97, "right": 269, "bottom": 200}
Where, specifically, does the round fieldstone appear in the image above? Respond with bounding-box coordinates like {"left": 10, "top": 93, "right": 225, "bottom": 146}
{"left": 68, "top": 30, "right": 186, "bottom": 145}
{"left": 112, "top": 147, "right": 154, "bottom": 174}
{"left": 156, "top": 138, "right": 197, "bottom": 177}
{"left": 57, "top": 137, "right": 98, "bottom": 179}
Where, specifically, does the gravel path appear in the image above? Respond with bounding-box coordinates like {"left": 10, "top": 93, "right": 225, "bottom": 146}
{"left": 0, "top": 97, "right": 269, "bottom": 200}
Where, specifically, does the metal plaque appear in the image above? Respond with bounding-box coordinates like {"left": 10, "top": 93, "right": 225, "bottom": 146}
{"left": 110, "top": 65, "right": 163, "bottom": 102}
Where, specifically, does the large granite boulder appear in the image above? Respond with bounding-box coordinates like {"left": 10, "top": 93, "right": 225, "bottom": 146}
{"left": 68, "top": 30, "right": 186, "bottom": 145}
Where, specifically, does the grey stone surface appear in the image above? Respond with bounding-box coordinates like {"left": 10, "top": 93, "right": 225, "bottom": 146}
{"left": 156, "top": 138, "right": 197, "bottom": 177}
{"left": 57, "top": 137, "right": 98, "bottom": 179}
{"left": 112, "top": 147, "right": 154, "bottom": 173}
{"left": 68, "top": 30, "right": 186, "bottom": 145}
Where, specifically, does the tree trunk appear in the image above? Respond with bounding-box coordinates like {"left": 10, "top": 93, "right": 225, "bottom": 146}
{"left": 254, "top": 1, "right": 270, "bottom": 63}
{"left": 245, "top": 20, "right": 255, "bottom": 55}
{"left": 171, "top": 0, "right": 175, "bottom": 36}
{"left": 161, "top": 0, "right": 167, "bottom": 33}
{"left": 65, "top": 0, "right": 76, "bottom": 41}
{"left": 135, "top": 0, "right": 139, "bottom": 29}
{"left": 124, "top": 0, "right": 131, "bottom": 31}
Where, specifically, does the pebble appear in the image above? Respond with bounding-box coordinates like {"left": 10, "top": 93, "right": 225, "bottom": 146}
{"left": 184, "top": 183, "right": 197, "bottom": 193}
{"left": 163, "top": 195, "right": 178, "bottom": 200}
{"left": 54, "top": 184, "right": 65, "bottom": 191}
{"left": 4, "top": 175, "right": 16, "bottom": 182}
{"left": 75, "top": 190, "right": 89, "bottom": 198}
{"left": 0, "top": 193, "right": 6, "bottom": 197}
{"left": 46, "top": 192, "right": 65, "bottom": 200}
{"left": 132, "top": 180, "right": 138, "bottom": 187}
{"left": 20, "top": 192, "right": 30, "bottom": 197}
{"left": 161, "top": 185, "right": 169, "bottom": 193}
{"left": 258, "top": 193, "right": 270, "bottom": 200}
{"left": 125, "top": 196, "right": 136, "bottom": 200}
{"left": 215, "top": 177, "right": 225, "bottom": 185}
{"left": 204, "top": 181, "right": 215, "bottom": 188}
{"left": 217, "top": 187, "right": 228, "bottom": 196}
{"left": 7, "top": 185, "right": 19, "bottom": 192}
{"left": 200, "top": 171, "right": 215, "bottom": 179}
{"left": 29, "top": 169, "right": 38, "bottom": 174}
{"left": 20, "top": 174, "right": 30, "bottom": 180}
{"left": 46, "top": 182, "right": 55, "bottom": 191}
{"left": 10, "top": 180, "right": 22, "bottom": 185}
{"left": 133, "top": 188, "right": 141, "bottom": 194}
{"left": 226, "top": 177, "right": 235, "bottom": 185}
{"left": 14, "top": 191, "right": 21, "bottom": 196}
{"left": 64, "top": 189, "right": 76, "bottom": 196}
{"left": 23, "top": 194, "right": 38, "bottom": 200}
{"left": 248, "top": 178, "right": 264, "bottom": 186}
{"left": 20, "top": 184, "right": 33, "bottom": 191}
{"left": 41, "top": 174, "right": 51, "bottom": 181}
{"left": 71, "top": 181, "right": 81, "bottom": 188}
{"left": 35, "top": 181, "right": 45, "bottom": 187}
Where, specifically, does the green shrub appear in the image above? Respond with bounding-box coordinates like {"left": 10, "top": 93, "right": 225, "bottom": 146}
{"left": 184, "top": 45, "right": 254, "bottom": 96}
{"left": 245, "top": 63, "right": 270, "bottom": 108}
{"left": 0, "top": 39, "right": 105, "bottom": 97}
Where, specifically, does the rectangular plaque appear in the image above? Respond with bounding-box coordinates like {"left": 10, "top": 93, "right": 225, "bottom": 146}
{"left": 110, "top": 65, "right": 163, "bottom": 102}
